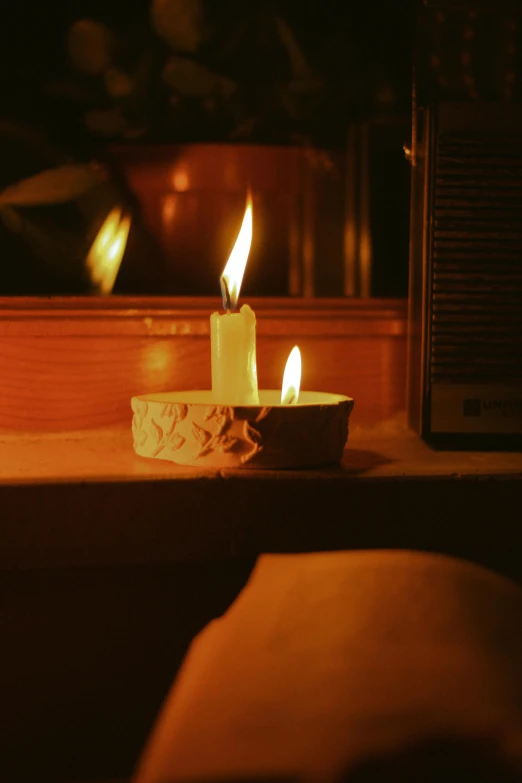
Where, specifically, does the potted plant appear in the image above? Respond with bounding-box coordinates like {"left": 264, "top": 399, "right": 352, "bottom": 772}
{"left": 2, "top": 1, "right": 408, "bottom": 296}
{"left": 38, "top": 1, "right": 357, "bottom": 294}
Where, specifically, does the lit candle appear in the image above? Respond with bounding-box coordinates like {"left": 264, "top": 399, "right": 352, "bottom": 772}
{"left": 210, "top": 197, "right": 260, "bottom": 405}
{"left": 281, "top": 346, "right": 301, "bottom": 405}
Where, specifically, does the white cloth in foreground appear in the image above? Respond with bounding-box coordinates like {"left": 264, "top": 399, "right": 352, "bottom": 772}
{"left": 135, "top": 550, "right": 522, "bottom": 782}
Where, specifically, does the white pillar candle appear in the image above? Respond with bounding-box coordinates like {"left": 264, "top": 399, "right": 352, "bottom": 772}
{"left": 211, "top": 304, "right": 259, "bottom": 405}
{"left": 211, "top": 198, "right": 260, "bottom": 405}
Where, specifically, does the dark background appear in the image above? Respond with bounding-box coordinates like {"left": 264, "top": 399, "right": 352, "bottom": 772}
{"left": 0, "top": 1, "right": 414, "bottom": 297}
{"left": 0, "top": 1, "right": 414, "bottom": 147}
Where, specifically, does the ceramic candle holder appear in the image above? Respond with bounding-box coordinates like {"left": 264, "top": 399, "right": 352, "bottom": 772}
{"left": 131, "top": 391, "right": 354, "bottom": 469}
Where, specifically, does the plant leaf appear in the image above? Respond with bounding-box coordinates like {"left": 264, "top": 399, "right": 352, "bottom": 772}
{"left": 275, "top": 16, "right": 312, "bottom": 80}
{"left": 162, "top": 56, "right": 235, "bottom": 97}
{"left": 151, "top": 0, "right": 203, "bottom": 53}
{"left": 0, "top": 165, "right": 102, "bottom": 207}
{"left": 84, "top": 108, "right": 127, "bottom": 137}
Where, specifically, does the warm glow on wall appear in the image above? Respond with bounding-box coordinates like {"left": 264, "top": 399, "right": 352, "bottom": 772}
{"left": 172, "top": 169, "right": 189, "bottom": 192}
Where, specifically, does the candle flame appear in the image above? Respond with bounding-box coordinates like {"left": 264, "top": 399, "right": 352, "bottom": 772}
{"left": 86, "top": 207, "right": 131, "bottom": 295}
{"left": 220, "top": 196, "right": 253, "bottom": 311}
{"left": 281, "top": 346, "right": 301, "bottom": 405}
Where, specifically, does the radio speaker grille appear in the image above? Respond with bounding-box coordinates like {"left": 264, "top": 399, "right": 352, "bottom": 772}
{"left": 431, "top": 133, "right": 522, "bottom": 385}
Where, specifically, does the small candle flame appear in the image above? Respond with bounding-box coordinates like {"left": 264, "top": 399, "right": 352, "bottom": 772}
{"left": 220, "top": 196, "right": 253, "bottom": 311}
{"left": 281, "top": 345, "right": 301, "bottom": 405}
{"left": 86, "top": 207, "right": 131, "bottom": 295}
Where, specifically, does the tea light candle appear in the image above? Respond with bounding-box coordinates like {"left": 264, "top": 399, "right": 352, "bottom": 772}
{"left": 211, "top": 198, "right": 260, "bottom": 405}
{"left": 281, "top": 346, "right": 301, "bottom": 405}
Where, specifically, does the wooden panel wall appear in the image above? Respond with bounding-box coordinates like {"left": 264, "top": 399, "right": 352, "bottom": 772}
{"left": 0, "top": 297, "right": 407, "bottom": 432}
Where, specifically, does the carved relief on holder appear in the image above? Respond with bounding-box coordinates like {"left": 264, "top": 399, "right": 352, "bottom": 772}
{"left": 131, "top": 391, "right": 354, "bottom": 469}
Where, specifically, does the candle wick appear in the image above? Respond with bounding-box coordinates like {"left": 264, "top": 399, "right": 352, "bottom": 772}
{"left": 220, "top": 276, "right": 233, "bottom": 313}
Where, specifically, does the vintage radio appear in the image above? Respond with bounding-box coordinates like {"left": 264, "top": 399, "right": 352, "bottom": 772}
{"left": 408, "top": 2, "right": 522, "bottom": 447}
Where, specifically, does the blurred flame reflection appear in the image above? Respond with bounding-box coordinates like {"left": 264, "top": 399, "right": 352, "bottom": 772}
{"left": 87, "top": 207, "right": 131, "bottom": 295}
